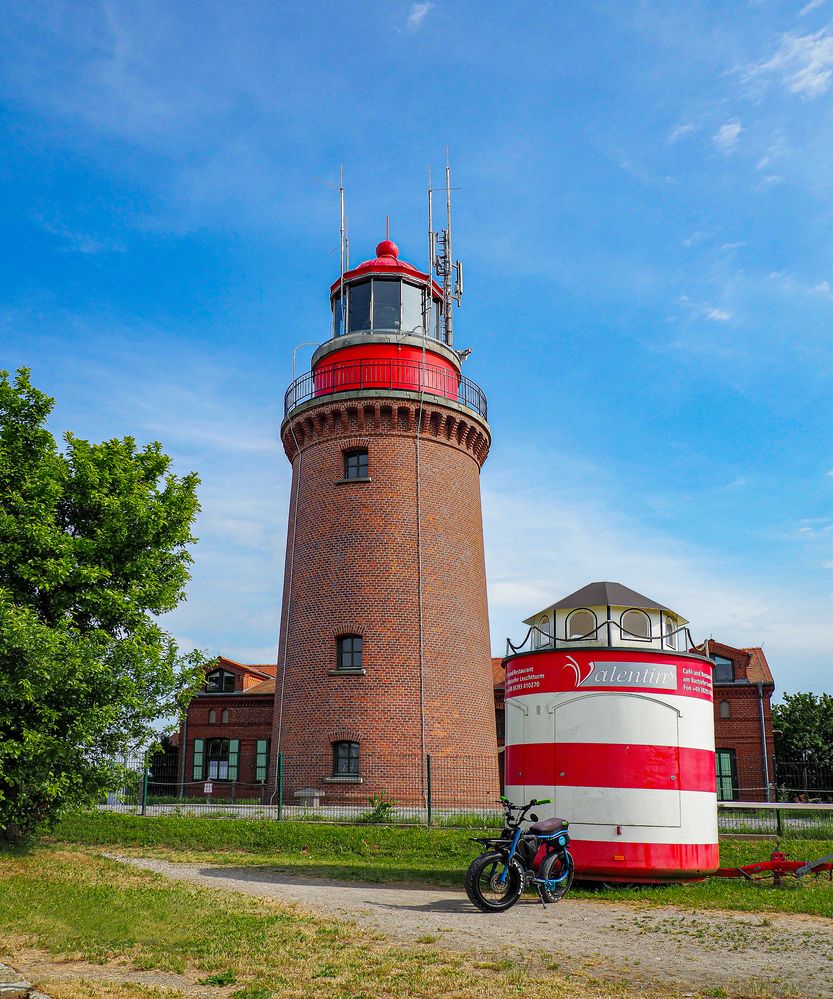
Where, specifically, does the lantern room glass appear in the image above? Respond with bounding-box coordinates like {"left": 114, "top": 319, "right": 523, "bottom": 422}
{"left": 334, "top": 279, "right": 439, "bottom": 337}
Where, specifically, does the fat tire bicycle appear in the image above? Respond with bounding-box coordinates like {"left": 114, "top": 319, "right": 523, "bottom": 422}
{"left": 464, "top": 796, "right": 574, "bottom": 913}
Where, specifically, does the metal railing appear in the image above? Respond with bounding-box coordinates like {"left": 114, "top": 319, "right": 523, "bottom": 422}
{"left": 505, "top": 620, "right": 697, "bottom": 656}
{"left": 284, "top": 357, "right": 488, "bottom": 420}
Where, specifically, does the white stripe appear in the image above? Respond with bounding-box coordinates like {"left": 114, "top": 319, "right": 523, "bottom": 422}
{"left": 505, "top": 783, "right": 718, "bottom": 844}
{"left": 505, "top": 691, "right": 715, "bottom": 752}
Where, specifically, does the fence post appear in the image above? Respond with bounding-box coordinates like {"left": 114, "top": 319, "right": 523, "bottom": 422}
{"left": 776, "top": 805, "right": 783, "bottom": 838}
{"left": 426, "top": 754, "right": 433, "bottom": 827}
{"left": 141, "top": 752, "right": 149, "bottom": 816}
{"left": 277, "top": 753, "right": 284, "bottom": 821}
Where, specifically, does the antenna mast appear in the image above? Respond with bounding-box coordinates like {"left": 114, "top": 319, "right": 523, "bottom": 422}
{"left": 339, "top": 165, "right": 346, "bottom": 336}
{"left": 428, "top": 151, "right": 463, "bottom": 348}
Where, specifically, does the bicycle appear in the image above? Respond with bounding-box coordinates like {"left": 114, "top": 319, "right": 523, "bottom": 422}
{"left": 464, "top": 796, "right": 574, "bottom": 912}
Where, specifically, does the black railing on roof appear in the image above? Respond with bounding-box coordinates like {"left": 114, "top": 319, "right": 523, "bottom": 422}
{"left": 505, "top": 620, "right": 698, "bottom": 657}
{"left": 284, "top": 357, "right": 487, "bottom": 420}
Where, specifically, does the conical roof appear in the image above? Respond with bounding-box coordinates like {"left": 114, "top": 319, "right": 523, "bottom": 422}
{"left": 523, "top": 581, "right": 680, "bottom": 625}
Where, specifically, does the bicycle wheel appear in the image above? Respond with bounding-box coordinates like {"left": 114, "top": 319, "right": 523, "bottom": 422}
{"left": 464, "top": 851, "right": 523, "bottom": 912}
{"left": 538, "top": 849, "right": 574, "bottom": 902}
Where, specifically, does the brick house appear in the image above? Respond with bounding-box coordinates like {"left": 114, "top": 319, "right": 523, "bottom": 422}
{"left": 698, "top": 641, "right": 776, "bottom": 803}
{"left": 177, "top": 657, "right": 276, "bottom": 800}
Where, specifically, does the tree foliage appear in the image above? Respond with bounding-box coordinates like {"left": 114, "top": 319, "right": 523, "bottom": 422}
{"left": 772, "top": 692, "right": 833, "bottom": 768}
{"left": 0, "top": 369, "right": 207, "bottom": 843}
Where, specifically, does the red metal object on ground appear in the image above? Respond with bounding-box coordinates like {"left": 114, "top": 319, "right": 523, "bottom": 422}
{"left": 715, "top": 850, "right": 833, "bottom": 886}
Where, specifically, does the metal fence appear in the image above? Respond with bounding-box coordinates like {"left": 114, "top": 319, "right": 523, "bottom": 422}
{"left": 101, "top": 752, "right": 504, "bottom": 826}
{"left": 718, "top": 802, "right": 833, "bottom": 838}
{"left": 775, "top": 761, "right": 833, "bottom": 803}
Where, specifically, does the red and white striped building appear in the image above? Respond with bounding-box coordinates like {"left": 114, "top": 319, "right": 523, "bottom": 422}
{"left": 503, "top": 581, "right": 719, "bottom": 883}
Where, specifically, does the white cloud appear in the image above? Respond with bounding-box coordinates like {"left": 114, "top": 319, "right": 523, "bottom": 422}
{"left": 751, "top": 29, "right": 833, "bottom": 98}
{"left": 713, "top": 120, "right": 742, "bottom": 153}
{"left": 705, "top": 307, "right": 732, "bottom": 322}
{"left": 406, "top": 2, "right": 434, "bottom": 31}
{"left": 668, "top": 121, "right": 696, "bottom": 143}
{"left": 799, "top": 0, "right": 825, "bottom": 18}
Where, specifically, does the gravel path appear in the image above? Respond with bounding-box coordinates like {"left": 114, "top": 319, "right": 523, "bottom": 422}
{"left": 115, "top": 856, "right": 833, "bottom": 998}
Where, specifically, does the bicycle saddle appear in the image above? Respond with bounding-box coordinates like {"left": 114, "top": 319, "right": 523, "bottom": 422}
{"left": 528, "top": 816, "right": 569, "bottom": 835}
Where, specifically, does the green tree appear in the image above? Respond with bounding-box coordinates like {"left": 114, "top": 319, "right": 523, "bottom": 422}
{"left": 0, "top": 369, "right": 207, "bottom": 843}
{"left": 772, "top": 692, "right": 833, "bottom": 769}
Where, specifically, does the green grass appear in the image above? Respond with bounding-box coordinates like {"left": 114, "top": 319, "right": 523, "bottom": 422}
{"left": 50, "top": 811, "right": 833, "bottom": 917}
{"left": 0, "top": 846, "right": 644, "bottom": 999}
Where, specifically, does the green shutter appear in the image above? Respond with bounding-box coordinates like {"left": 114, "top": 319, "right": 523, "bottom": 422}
{"left": 193, "top": 738, "right": 204, "bottom": 781}
{"left": 228, "top": 739, "right": 240, "bottom": 781}
{"left": 255, "top": 740, "right": 269, "bottom": 783}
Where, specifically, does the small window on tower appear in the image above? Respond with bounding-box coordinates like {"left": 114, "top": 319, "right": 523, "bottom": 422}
{"left": 567, "top": 609, "right": 597, "bottom": 641}
{"left": 336, "top": 635, "right": 363, "bottom": 671}
{"left": 333, "top": 741, "right": 360, "bottom": 777}
{"left": 343, "top": 448, "right": 369, "bottom": 480}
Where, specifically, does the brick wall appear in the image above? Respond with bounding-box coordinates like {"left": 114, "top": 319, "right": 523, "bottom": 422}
{"left": 714, "top": 683, "right": 775, "bottom": 801}
{"left": 271, "top": 394, "right": 500, "bottom": 806}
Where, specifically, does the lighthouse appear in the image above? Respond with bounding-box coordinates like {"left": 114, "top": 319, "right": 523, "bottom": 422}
{"left": 503, "top": 581, "right": 719, "bottom": 882}
{"left": 271, "top": 202, "right": 499, "bottom": 811}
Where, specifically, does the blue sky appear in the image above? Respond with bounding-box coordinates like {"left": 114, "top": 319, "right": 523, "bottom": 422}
{"left": 1, "top": 1, "right": 832, "bottom": 695}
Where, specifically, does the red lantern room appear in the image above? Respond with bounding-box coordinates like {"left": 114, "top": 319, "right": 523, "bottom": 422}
{"left": 285, "top": 237, "right": 484, "bottom": 417}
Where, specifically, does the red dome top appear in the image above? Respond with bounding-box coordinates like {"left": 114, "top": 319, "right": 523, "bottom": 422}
{"left": 330, "top": 236, "right": 441, "bottom": 297}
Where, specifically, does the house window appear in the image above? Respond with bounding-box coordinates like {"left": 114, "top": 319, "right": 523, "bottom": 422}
{"left": 206, "top": 669, "right": 235, "bottom": 693}
{"left": 716, "top": 749, "right": 738, "bottom": 801}
{"left": 664, "top": 617, "right": 677, "bottom": 650}
{"left": 221, "top": 708, "right": 229, "bottom": 723}
{"left": 333, "top": 741, "right": 360, "bottom": 777}
{"left": 719, "top": 700, "right": 731, "bottom": 720}
{"left": 336, "top": 635, "right": 363, "bottom": 671}
{"left": 343, "top": 448, "right": 368, "bottom": 480}
{"left": 208, "top": 709, "right": 216, "bottom": 724}
{"left": 205, "top": 738, "right": 240, "bottom": 781}
{"left": 567, "top": 609, "right": 597, "bottom": 641}
{"left": 534, "top": 615, "right": 551, "bottom": 649}
{"left": 192, "top": 737, "right": 238, "bottom": 782}
{"left": 712, "top": 656, "right": 735, "bottom": 683}
{"left": 621, "top": 609, "right": 651, "bottom": 641}
{"left": 255, "top": 739, "right": 269, "bottom": 784}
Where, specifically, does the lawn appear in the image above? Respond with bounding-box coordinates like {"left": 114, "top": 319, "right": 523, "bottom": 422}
{"left": 0, "top": 846, "right": 649, "bottom": 999}
{"left": 50, "top": 811, "right": 833, "bottom": 918}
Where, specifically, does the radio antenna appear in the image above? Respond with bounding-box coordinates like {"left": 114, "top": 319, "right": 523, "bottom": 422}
{"left": 339, "top": 165, "right": 346, "bottom": 335}
{"left": 427, "top": 150, "right": 463, "bottom": 348}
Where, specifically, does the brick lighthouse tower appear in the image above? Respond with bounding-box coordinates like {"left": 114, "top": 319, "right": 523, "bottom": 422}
{"left": 271, "top": 188, "right": 499, "bottom": 812}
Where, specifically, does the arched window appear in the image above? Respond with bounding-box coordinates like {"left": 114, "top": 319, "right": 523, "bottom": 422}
{"left": 719, "top": 700, "right": 731, "bottom": 720}
{"left": 621, "top": 609, "right": 651, "bottom": 641}
{"left": 567, "top": 609, "right": 597, "bottom": 641}
{"left": 332, "top": 741, "right": 360, "bottom": 777}
{"left": 336, "top": 635, "right": 363, "bottom": 671}
{"left": 534, "top": 615, "right": 552, "bottom": 649}
{"left": 664, "top": 617, "right": 676, "bottom": 650}
{"left": 221, "top": 709, "right": 229, "bottom": 724}
{"left": 208, "top": 708, "right": 216, "bottom": 724}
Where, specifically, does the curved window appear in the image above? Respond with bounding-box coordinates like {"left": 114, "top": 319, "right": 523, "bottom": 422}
{"left": 208, "top": 708, "right": 216, "bottom": 724}
{"left": 719, "top": 700, "right": 731, "bottom": 720}
{"left": 534, "top": 615, "right": 552, "bottom": 649}
{"left": 621, "top": 609, "right": 651, "bottom": 641}
{"left": 567, "top": 609, "right": 597, "bottom": 641}
{"left": 664, "top": 617, "right": 677, "bottom": 650}
{"left": 206, "top": 669, "right": 235, "bottom": 693}
{"left": 221, "top": 708, "right": 229, "bottom": 724}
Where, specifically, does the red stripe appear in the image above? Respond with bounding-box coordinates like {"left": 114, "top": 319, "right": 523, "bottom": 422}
{"left": 568, "top": 839, "right": 719, "bottom": 881}
{"left": 505, "top": 742, "right": 715, "bottom": 793}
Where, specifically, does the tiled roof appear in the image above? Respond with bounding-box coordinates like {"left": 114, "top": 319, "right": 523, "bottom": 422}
{"left": 492, "top": 656, "right": 505, "bottom": 690}
{"left": 741, "top": 646, "right": 775, "bottom": 685}
{"left": 242, "top": 677, "right": 277, "bottom": 695}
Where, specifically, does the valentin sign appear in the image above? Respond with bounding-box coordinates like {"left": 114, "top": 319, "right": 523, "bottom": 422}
{"left": 578, "top": 661, "right": 676, "bottom": 690}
